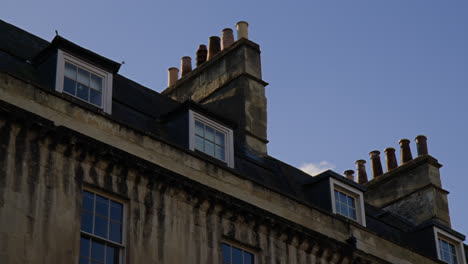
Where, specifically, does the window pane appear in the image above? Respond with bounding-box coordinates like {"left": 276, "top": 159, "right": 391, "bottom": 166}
{"left": 80, "top": 236, "right": 90, "bottom": 257}
{"left": 83, "top": 191, "right": 94, "bottom": 212}
{"left": 215, "top": 146, "right": 225, "bottom": 161}
{"left": 195, "top": 136, "right": 204, "bottom": 152}
{"left": 195, "top": 121, "right": 204, "bottom": 136}
{"left": 334, "top": 190, "right": 339, "bottom": 202}
{"left": 79, "top": 257, "right": 89, "bottom": 264}
{"left": 91, "top": 240, "right": 105, "bottom": 262}
{"left": 106, "top": 245, "right": 119, "bottom": 264}
{"left": 232, "top": 247, "right": 242, "bottom": 264}
{"left": 222, "top": 243, "right": 231, "bottom": 264}
{"left": 110, "top": 201, "right": 122, "bottom": 222}
{"left": 90, "top": 74, "right": 103, "bottom": 91}
{"left": 81, "top": 212, "right": 93, "bottom": 233}
{"left": 347, "top": 196, "right": 355, "bottom": 208}
{"left": 77, "top": 83, "right": 89, "bottom": 101}
{"left": 339, "top": 192, "right": 347, "bottom": 203}
{"left": 109, "top": 221, "right": 122, "bottom": 243}
{"left": 215, "top": 131, "right": 225, "bottom": 146}
{"left": 340, "top": 204, "right": 348, "bottom": 216}
{"left": 205, "top": 126, "right": 215, "bottom": 142}
{"left": 78, "top": 68, "right": 90, "bottom": 86}
{"left": 95, "top": 195, "right": 109, "bottom": 217}
{"left": 63, "top": 78, "right": 76, "bottom": 95}
{"left": 350, "top": 208, "right": 357, "bottom": 220}
{"left": 90, "top": 90, "right": 102, "bottom": 106}
{"left": 94, "top": 216, "right": 108, "bottom": 239}
{"left": 205, "top": 141, "right": 214, "bottom": 156}
{"left": 65, "top": 62, "right": 77, "bottom": 79}
{"left": 244, "top": 252, "right": 253, "bottom": 264}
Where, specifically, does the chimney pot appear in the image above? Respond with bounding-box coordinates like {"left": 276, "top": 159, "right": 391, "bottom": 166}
{"left": 207, "top": 36, "right": 221, "bottom": 60}
{"left": 369, "top": 150, "right": 384, "bottom": 178}
{"left": 180, "top": 56, "right": 192, "bottom": 77}
{"left": 384, "top": 147, "right": 398, "bottom": 171}
{"left": 236, "top": 21, "right": 249, "bottom": 40}
{"left": 167, "top": 67, "right": 179, "bottom": 87}
{"left": 221, "top": 28, "right": 234, "bottom": 50}
{"left": 355, "top": 160, "right": 368, "bottom": 184}
{"left": 399, "top": 138, "right": 413, "bottom": 164}
{"left": 415, "top": 135, "right": 428, "bottom": 156}
{"left": 343, "top": 170, "right": 355, "bottom": 181}
{"left": 196, "top": 45, "right": 207, "bottom": 67}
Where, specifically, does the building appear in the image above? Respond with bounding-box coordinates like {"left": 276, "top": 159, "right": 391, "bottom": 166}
{"left": 0, "top": 19, "right": 466, "bottom": 264}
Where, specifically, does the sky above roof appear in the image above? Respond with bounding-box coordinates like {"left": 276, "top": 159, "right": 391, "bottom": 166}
{"left": 3, "top": 0, "right": 468, "bottom": 236}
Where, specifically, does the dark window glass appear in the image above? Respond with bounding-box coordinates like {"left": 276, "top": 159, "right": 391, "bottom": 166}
{"left": 80, "top": 237, "right": 90, "bottom": 257}
{"left": 90, "top": 89, "right": 102, "bottom": 106}
{"left": 110, "top": 202, "right": 122, "bottom": 221}
{"left": 63, "top": 78, "right": 76, "bottom": 95}
{"left": 95, "top": 195, "right": 109, "bottom": 217}
{"left": 81, "top": 212, "right": 93, "bottom": 233}
{"left": 334, "top": 190, "right": 357, "bottom": 221}
{"left": 222, "top": 243, "right": 231, "bottom": 264}
{"left": 83, "top": 191, "right": 94, "bottom": 212}
{"left": 244, "top": 252, "right": 253, "bottom": 264}
{"left": 221, "top": 243, "right": 254, "bottom": 264}
{"left": 77, "top": 83, "right": 89, "bottom": 101}
{"left": 193, "top": 119, "right": 227, "bottom": 162}
{"left": 232, "top": 247, "right": 242, "bottom": 264}
{"left": 109, "top": 221, "right": 122, "bottom": 243}
{"left": 94, "top": 216, "right": 108, "bottom": 239}
{"left": 79, "top": 257, "right": 89, "bottom": 264}
{"left": 91, "top": 240, "right": 105, "bottom": 262}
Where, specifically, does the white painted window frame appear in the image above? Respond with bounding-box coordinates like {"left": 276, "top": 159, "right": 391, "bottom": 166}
{"left": 221, "top": 241, "right": 256, "bottom": 264}
{"left": 81, "top": 188, "right": 127, "bottom": 264}
{"left": 434, "top": 227, "right": 466, "bottom": 264}
{"left": 55, "top": 50, "right": 113, "bottom": 114}
{"left": 329, "top": 178, "right": 366, "bottom": 226}
{"left": 189, "top": 110, "right": 234, "bottom": 168}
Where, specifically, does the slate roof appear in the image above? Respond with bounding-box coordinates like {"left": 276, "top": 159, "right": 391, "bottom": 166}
{"left": 0, "top": 18, "right": 458, "bottom": 259}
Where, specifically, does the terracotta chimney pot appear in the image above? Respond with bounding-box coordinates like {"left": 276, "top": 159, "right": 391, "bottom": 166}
{"left": 369, "top": 150, "right": 384, "bottom": 178}
{"left": 196, "top": 45, "right": 207, "bottom": 67}
{"left": 167, "top": 67, "right": 179, "bottom": 87}
{"left": 343, "top": 170, "right": 355, "bottom": 181}
{"left": 207, "top": 36, "right": 221, "bottom": 60}
{"left": 221, "top": 28, "right": 234, "bottom": 50}
{"left": 355, "top": 160, "right": 368, "bottom": 184}
{"left": 180, "top": 56, "right": 192, "bottom": 77}
{"left": 384, "top": 147, "right": 398, "bottom": 171}
{"left": 236, "top": 21, "right": 249, "bottom": 40}
{"left": 399, "top": 139, "right": 413, "bottom": 164}
{"left": 415, "top": 135, "right": 428, "bottom": 156}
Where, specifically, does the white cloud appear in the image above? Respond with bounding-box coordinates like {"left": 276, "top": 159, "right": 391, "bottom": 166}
{"left": 299, "top": 161, "right": 336, "bottom": 176}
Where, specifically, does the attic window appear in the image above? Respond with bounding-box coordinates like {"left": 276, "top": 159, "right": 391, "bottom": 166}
{"left": 330, "top": 178, "right": 366, "bottom": 226}
{"left": 55, "top": 50, "right": 113, "bottom": 113}
{"left": 189, "top": 110, "right": 234, "bottom": 168}
{"left": 434, "top": 227, "right": 466, "bottom": 264}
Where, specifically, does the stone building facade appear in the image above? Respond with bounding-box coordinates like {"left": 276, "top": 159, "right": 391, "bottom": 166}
{"left": 0, "top": 19, "right": 466, "bottom": 264}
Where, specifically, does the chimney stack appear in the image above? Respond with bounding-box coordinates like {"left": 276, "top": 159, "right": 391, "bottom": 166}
{"left": 415, "top": 135, "right": 428, "bottom": 156}
{"left": 399, "top": 139, "right": 413, "bottom": 164}
{"left": 180, "top": 56, "right": 192, "bottom": 77}
{"left": 167, "top": 67, "right": 179, "bottom": 87}
{"left": 221, "top": 28, "right": 234, "bottom": 50}
{"left": 369, "top": 150, "right": 383, "bottom": 178}
{"left": 384, "top": 147, "right": 398, "bottom": 171}
{"left": 355, "top": 160, "right": 368, "bottom": 184}
{"left": 196, "top": 45, "right": 207, "bottom": 67}
{"left": 236, "top": 21, "right": 249, "bottom": 40}
{"left": 207, "top": 36, "right": 221, "bottom": 60}
{"left": 344, "top": 170, "right": 355, "bottom": 181}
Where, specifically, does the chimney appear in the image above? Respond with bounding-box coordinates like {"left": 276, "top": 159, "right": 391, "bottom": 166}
{"left": 369, "top": 150, "right": 383, "bottom": 179}
{"left": 343, "top": 170, "right": 355, "bottom": 181}
{"left": 355, "top": 160, "right": 368, "bottom": 184}
{"left": 384, "top": 147, "right": 398, "bottom": 171}
{"left": 180, "top": 56, "right": 192, "bottom": 77}
{"left": 162, "top": 22, "right": 268, "bottom": 156}
{"left": 221, "top": 28, "right": 234, "bottom": 50}
{"left": 207, "top": 36, "right": 221, "bottom": 60}
{"left": 167, "top": 67, "right": 179, "bottom": 87}
{"left": 399, "top": 139, "right": 413, "bottom": 164}
{"left": 236, "top": 21, "right": 249, "bottom": 40}
{"left": 415, "top": 135, "right": 428, "bottom": 156}
{"left": 196, "top": 45, "right": 207, "bottom": 67}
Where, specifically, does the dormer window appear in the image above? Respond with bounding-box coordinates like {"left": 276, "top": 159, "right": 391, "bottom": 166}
{"left": 189, "top": 110, "right": 234, "bottom": 167}
{"left": 434, "top": 227, "right": 466, "bottom": 264}
{"left": 330, "top": 178, "right": 366, "bottom": 226}
{"left": 55, "top": 50, "right": 113, "bottom": 113}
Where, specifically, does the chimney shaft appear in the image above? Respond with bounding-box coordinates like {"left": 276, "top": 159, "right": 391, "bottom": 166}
{"left": 399, "top": 139, "right": 413, "bottom": 164}
{"left": 236, "top": 21, "right": 249, "bottom": 40}
{"left": 207, "top": 36, "right": 221, "bottom": 60}
{"left": 369, "top": 150, "right": 383, "bottom": 178}
{"left": 415, "top": 135, "right": 428, "bottom": 156}
{"left": 355, "top": 160, "right": 368, "bottom": 184}
{"left": 384, "top": 147, "right": 398, "bottom": 171}
{"left": 344, "top": 170, "right": 355, "bottom": 181}
{"left": 167, "top": 67, "right": 179, "bottom": 87}
{"left": 180, "top": 56, "right": 192, "bottom": 77}
{"left": 196, "top": 45, "right": 207, "bottom": 67}
{"left": 221, "top": 28, "right": 234, "bottom": 50}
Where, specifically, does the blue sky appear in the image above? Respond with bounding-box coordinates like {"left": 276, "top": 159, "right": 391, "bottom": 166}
{"left": 3, "top": 1, "right": 468, "bottom": 237}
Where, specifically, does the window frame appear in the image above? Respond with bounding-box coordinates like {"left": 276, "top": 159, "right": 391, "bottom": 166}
{"left": 434, "top": 227, "right": 466, "bottom": 264}
{"left": 221, "top": 241, "right": 256, "bottom": 264}
{"left": 79, "top": 188, "right": 126, "bottom": 264}
{"left": 189, "top": 110, "right": 234, "bottom": 168}
{"left": 55, "top": 50, "right": 113, "bottom": 114}
{"left": 329, "top": 178, "right": 366, "bottom": 226}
